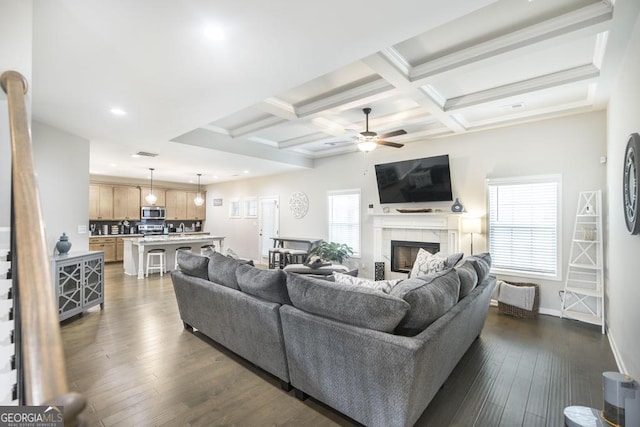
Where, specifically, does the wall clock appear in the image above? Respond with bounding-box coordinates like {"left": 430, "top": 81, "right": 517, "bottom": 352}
{"left": 623, "top": 133, "right": 640, "bottom": 234}
{"left": 289, "top": 192, "right": 309, "bottom": 219}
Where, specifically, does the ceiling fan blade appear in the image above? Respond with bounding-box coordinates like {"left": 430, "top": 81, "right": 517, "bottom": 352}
{"left": 378, "top": 140, "right": 404, "bottom": 148}
{"left": 378, "top": 129, "right": 407, "bottom": 139}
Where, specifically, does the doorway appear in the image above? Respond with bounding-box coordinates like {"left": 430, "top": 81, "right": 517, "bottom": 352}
{"left": 259, "top": 196, "right": 279, "bottom": 264}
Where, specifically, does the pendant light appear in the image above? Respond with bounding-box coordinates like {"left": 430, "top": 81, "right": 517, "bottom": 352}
{"left": 194, "top": 173, "right": 204, "bottom": 206}
{"left": 145, "top": 168, "right": 158, "bottom": 205}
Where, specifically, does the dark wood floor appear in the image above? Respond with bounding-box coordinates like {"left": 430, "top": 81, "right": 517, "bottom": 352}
{"left": 61, "top": 263, "right": 617, "bottom": 426}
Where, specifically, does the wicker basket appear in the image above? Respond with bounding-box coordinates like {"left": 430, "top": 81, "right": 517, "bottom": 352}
{"left": 497, "top": 281, "right": 539, "bottom": 319}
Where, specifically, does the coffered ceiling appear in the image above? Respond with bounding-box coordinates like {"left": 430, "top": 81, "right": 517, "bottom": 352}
{"left": 29, "top": 0, "right": 638, "bottom": 184}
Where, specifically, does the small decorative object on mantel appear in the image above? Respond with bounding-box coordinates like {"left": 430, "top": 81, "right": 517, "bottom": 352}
{"left": 55, "top": 232, "right": 72, "bottom": 255}
{"left": 451, "top": 198, "right": 464, "bottom": 213}
{"left": 396, "top": 208, "right": 433, "bottom": 213}
{"left": 289, "top": 191, "right": 309, "bottom": 219}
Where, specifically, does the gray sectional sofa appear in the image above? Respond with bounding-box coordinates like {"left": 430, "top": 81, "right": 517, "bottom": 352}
{"left": 171, "top": 250, "right": 496, "bottom": 427}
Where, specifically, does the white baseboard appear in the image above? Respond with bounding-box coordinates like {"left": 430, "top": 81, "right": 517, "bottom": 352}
{"left": 539, "top": 307, "right": 561, "bottom": 317}
{"left": 606, "top": 327, "right": 627, "bottom": 374}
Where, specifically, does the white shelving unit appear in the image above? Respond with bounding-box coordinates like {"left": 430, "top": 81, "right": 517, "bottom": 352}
{"left": 561, "top": 190, "right": 605, "bottom": 333}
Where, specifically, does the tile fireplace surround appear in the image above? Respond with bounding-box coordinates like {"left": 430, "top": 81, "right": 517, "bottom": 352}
{"left": 372, "top": 212, "right": 462, "bottom": 280}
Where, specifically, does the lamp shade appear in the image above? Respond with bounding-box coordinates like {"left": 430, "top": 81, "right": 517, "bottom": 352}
{"left": 461, "top": 217, "right": 482, "bottom": 234}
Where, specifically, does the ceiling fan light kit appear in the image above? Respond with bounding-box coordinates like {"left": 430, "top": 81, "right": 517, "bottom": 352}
{"left": 354, "top": 108, "right": 406, "bottom": 151}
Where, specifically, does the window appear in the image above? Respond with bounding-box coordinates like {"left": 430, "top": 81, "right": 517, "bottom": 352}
{"left": 327, "top": 189, "right": 360, "bottom": 258}
{"left": 487, "top": 175, "right": 561, "bottom": 280}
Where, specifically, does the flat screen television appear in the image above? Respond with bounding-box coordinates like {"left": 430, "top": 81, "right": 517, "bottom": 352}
{"left": 375, "top": 155, "right": 453, "bottom": 204}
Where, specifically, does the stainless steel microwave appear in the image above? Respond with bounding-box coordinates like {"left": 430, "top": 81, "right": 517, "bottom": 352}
{"left": 141, "top": 206, "right": 166, "bottom": 219}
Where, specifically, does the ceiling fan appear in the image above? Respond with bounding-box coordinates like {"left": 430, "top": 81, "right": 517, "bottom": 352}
{"left": 355, "top": 107, "right": 406, "bottom": 152}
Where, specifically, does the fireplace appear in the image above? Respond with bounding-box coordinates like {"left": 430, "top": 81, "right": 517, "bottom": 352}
{"left": 390, "top": 240, "right": 440, "bottom": 273}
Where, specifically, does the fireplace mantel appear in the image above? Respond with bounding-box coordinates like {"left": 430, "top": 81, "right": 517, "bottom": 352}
{"left": 372, "top": 212, "right": 462, "bottom": 279}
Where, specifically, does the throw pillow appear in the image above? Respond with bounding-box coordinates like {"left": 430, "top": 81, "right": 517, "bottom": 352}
{"left": 466, "top": 252, "right": 492, "bottom": 283}
{"left": 410, "top": 249, "right": 447, "bottom": 278}
{"left": 207, "top": 251, "right": 243, "bottom": 290}
{"left": 332, "top": 272, "right": 401, "bottom": 294}
{"left": 390, "top": 269, "right": 461, "bottom": 335}
{"left": 285, "top": 272, "right": 410, "bottom": 333}
{"left": 236, "top": 264, "right": 291, "bottom": 305}
{"left": 176, "top": 250, "right": 209, "bottom": 280}
{"left": 455, "top": 260, "right": 478, "bottom": 299}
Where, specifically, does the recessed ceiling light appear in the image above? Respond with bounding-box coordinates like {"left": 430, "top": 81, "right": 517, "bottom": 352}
{"left": 131, "top": 154, "right": 141, "bottom": 158}
{"left": 110, "top": 108, "right": 127, "bottom": 116}
{"left": 203, "top": 25, "right": 225, "bottom": 41}
{"left": 243, "top": 170, "right": 250, "bottom": 174}
{"left": 109, "top": 163, "right": 118, "bottom": 167}
{"left": 213, "top": 176, "right": 219, "bottom": 179}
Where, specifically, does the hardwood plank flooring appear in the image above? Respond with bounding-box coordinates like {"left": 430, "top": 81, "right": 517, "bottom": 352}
{"left": 61, "top": 263, "right": 617, "bottom": 426}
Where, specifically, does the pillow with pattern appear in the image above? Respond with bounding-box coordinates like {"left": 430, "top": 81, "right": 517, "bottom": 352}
{"left": 409, "top": 249, "right": 447, "bottom": 278}
{"left": 333, "top": 272, "right": 402, "bottom": 294}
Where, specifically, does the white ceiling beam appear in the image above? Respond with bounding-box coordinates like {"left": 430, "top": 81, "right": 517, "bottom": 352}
{"left": 278, "top": 132, "right": 336, "bottom": 149}
{"left": 444, "top": 64, "right": 600, "bottom": 111}
{"left": 229, "top": 115, "right": 287, "bottom": 138}
{"left": 363, "top": 52, "right": 467, "bottom": 133}
{"left": 295, "top": 76, "right": 395, "bottom": 117}
{"left": 258, "top": 97, "right": 298, "bottom": 120}
{"left": 410, "top": 1, "right": 613, "bottom": 81}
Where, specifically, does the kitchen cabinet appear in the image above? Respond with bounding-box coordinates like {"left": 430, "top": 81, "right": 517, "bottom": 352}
{"left": 89, "top": 237, "right": 116, "bottom": 262}
{"left": 165, "top": 190, "right": 188, "bottom": 220}
{"left": 51, "top": 251, "right": 104, "bottom": 321}
{"left": 186, "top": 191, "right": 207, "bottom": 220}
{"left": 116, "top": 237, "right": 125, "bottom": 261}
{"left": 140, "top": 186, "right": 166, "bottom": 207}
{"left": 89, "top": 184, "right": 114, "bottom": 220}
{"left": 113, "top": 186, "right": 141, "bottom": 220}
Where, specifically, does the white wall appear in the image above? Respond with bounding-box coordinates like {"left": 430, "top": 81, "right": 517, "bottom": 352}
{"left": 32, "top": 121, "right": 90, "bottom": 253}
{"left": 606, "top": 10, "right": 640, "bottom": 380}
{"left": 206, "top": 111, "right": 607, "bottom": 311}
{"left": 0, "top": 0, "right": 33, "bottom": 231}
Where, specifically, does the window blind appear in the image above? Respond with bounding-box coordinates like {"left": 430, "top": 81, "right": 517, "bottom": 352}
{"left": 488, "top": 177, "right": 560, "bottom": 277}
{"left": 327, "top": 190, "right": 360, "bottom": 257}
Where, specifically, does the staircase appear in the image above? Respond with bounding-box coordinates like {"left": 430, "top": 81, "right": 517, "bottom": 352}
{"left": 0, "top": 227, "right": 16, "bottom": 405}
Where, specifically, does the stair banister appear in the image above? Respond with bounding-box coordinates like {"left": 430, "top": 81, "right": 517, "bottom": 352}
{"left": 1, "top": 70, "right": 86, "bottom": 424}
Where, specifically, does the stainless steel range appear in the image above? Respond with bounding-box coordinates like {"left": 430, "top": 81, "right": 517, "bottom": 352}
{"left": 138, "top": 220, "right": 166, "bottom": 235}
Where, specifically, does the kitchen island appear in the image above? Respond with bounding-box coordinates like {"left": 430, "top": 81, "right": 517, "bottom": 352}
{"left": 123, "top": 235, "right": 225, "bottom": 279}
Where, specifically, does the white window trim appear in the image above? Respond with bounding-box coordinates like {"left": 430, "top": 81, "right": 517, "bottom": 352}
{"left": 327, "top": 188, "right": 361, "bottom": 259}
{"left": 486, "top": 174, "right": 563, "bottom": 281}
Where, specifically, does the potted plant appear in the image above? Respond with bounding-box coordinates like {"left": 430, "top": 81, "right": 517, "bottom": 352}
{"left": 309, "top": 241, "right": 354, "bottom": 264}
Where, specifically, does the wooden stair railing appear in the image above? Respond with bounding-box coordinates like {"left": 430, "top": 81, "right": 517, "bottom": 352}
{"left": 1, "top": 70, "right": 86, "bottom": 425}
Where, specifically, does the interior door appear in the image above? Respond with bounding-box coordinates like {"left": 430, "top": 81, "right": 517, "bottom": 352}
{"left": 259, "top": 196, "right": 279, "bottom": 263}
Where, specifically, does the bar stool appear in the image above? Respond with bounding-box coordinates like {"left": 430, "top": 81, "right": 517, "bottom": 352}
{"left": 146, "top": 249, "right": 166, "bottom": 277}
{"left": 174, "top": 247, "right": 192, "bottom": 270}
{"left": 279, "top": 248, "right": 292, "bottom": 268}
{"left": 287, "top": 249, "right": 308, "bottom": 265}
{"left": 268, "top": 247, "right": 282, "bottom": 269}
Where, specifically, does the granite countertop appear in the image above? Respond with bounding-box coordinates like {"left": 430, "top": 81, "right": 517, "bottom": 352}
{"left": 125, "top": 235, "right": 223, "bottom": 243}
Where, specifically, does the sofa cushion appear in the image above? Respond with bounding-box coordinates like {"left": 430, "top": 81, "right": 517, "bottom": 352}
{"left": 455, "top": 259, "right": 479, "bottom": 299}
{"left": 444, "top": 252, "right": 464, "bottom": 268}
{"left": 466, "top": 253, "right": 492, "bottom": 283}
{"left": 208, "top": 251, "right": 243, "bottom": 290}
{"left": 390, "top": 269, "right": 461, "bottom": 335}
{"left": 332, "top": 272, "right": 401, "bottom": 294}
{"left": 285, "top": 272, "right": 410, "bottom": 333}
{"left": 176, "top": 250, "right": 210, "bottom": 280}
{"left": 236, "top": 264, "right": 291, "bottom": 305}
{"left": 410, "top": 249, "right": 447, "bottom": 278}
